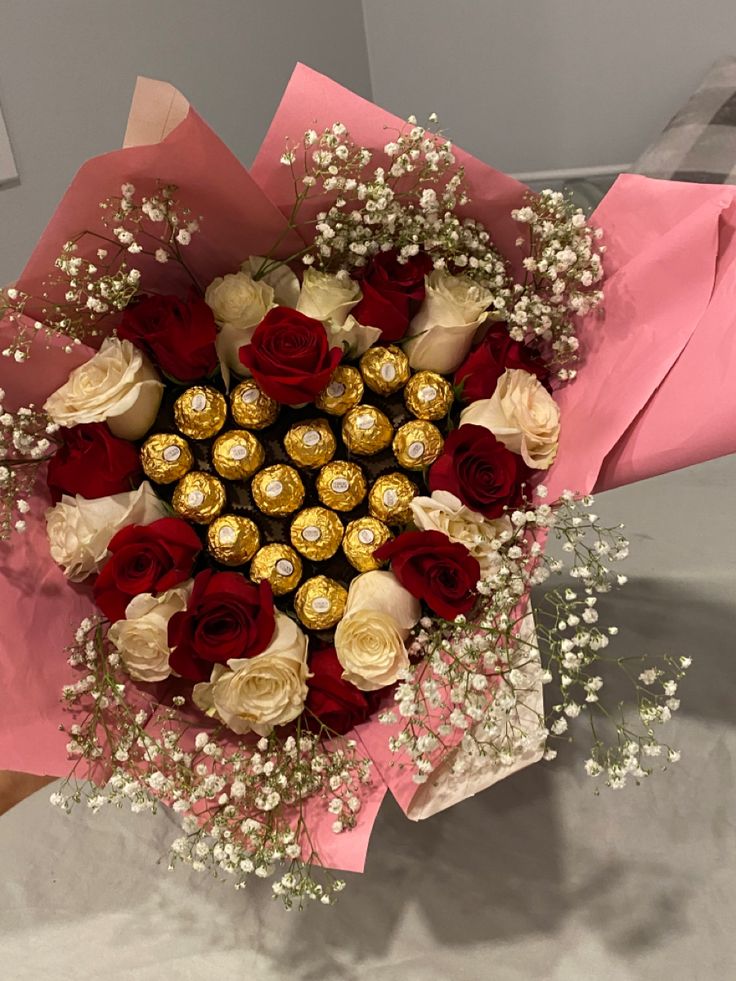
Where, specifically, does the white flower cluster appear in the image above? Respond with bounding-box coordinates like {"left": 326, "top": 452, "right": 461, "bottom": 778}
{"left": 0, "top": 396, "right": 57, "bottom": 539}
{"left": 54, "top": 618, "right": 372, "bottom": 908}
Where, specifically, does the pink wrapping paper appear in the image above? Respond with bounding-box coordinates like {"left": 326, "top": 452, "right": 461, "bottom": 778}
{"left": 2, "top": 65, "right": 735, "bottom": 872}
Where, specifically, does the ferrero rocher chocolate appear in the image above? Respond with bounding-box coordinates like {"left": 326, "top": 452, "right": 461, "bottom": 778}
{"left": 283, "top": 419, "right": 336, "bottom": 469}
{"left": 294, "top": 575, "right": 347, "bottom": 631}
{"left": 368, "top": 472, "right": 418, "bottom": 524}
{"left": 207, "top": 515, "right": 260, "bottom": 566}
{"left": 315, "top": 460, "right": 367, "bottom": 511}
{"left": 251, "top": 464, "right": 305, "bottom": 516}
{"left": 249, "top": 543, "right": 303, "bottom": 595}
{"left": 392, "top": 420, "right": 444, "bottom": 470}
{"left": 404, "top": 370, "right": 454, "bottom": 420}
{"left": 230, "top": 378, "right": 279, "bottom": 429}
{"left": 359, "top": 345, "right": 410, "bottom": 395}
{"left": 172, "top": 471, "right": 226, "bottom": 524}
{"left": 140, "top": 433, "right": 193, "bottom": 483}
{"left": 343, "top": 516, "right": 392, "bottom": 572}
{"left": 315, "top": 365, "right": 364, "bottom": 415}
{"left": 289, "top": 506, "right": 343, "bottom": 561}
{"left": 341, "top": 405, "right": 393, "bottom": 455}
{"left": 173, "top": 386, "right": 227, "bottom": 440}
{"left": 212, "top": 430, "right": 265, "bottom": 480}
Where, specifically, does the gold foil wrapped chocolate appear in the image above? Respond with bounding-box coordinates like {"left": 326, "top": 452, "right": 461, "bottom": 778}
{"left": 341, "top": 405, "right": 393, "bottom": 455}
{"left": 343, "top": 516, "right": 392, "bottom": 572}
{"left": 173, "top": 386, "right": 227, "bottom": 440}
{"left": 404, "top": 370, "right": 454, "bottom": 420}
{"left": 290, "top": 506, "right": 343, "bottom": 561}
{"left": 315, "top": 365, "right": 364, "bottom": 415}
{"left": 283, "top": 418, "right": 336, "bottom": 469}
{"left": 230, "top": 378, "right": 279, "bottom": 429}
{"left": 212, "top": 430, "right": 265, "bottom": 480}
{"left": 315, "top": 461, "right": 367, "bottom": 511}
{"left": 207, "top": 515, "right": 260, "bottom": 566}
{"left": 294, "top": 575, "right": 347, "bottom": 631}
{"left": 368, "top": 472, "right": 418, "bottom": 524}
{"left": 172, "top": 471, "right": 226, "bottom": 524}
{"left": 140, "top": 433, "right": 193, "bottom": 484}
{"left": 249, "top": 543, "right": 303, "bottom": 595}
{"left": 359, "top": 345, "right": 410, "bottom": 395}
{"left": 392, "top": 420, "right": 444, "bottom": 470}
{"left": 251, "top": 464, "right": 305, "bottom": 516}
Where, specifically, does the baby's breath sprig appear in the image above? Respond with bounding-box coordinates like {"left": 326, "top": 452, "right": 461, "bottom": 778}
{"left": 0, "top": 398, "right": 57, "bottom": 540}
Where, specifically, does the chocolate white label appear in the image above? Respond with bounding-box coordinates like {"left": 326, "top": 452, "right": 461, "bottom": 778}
{"left": 312, "top": 597, "right": 331, "bottom": 613}
{"left": 302, "top": 429, "right": 321, "bottom": 447}
{"left": 241, "top": 388, "right": 259, "bottom": 404}
{"left": 327, "top": 381, "right": 345, "bottom": 398}
{"left": 265, "top": 480, "right": 283, "bottom": 498}
{"left": 301, "top": 525, "right": 321, "bottom": 542}
{"left": 331, "top": 477, "right": 350, "bottom": 494}
{"left": 276, "top": 559, "right": 294, "bottom": 577}
{"left": 380, "top": 363, "right": 396, "bottom": 382}
{"left": 383, "top": 489, "right": 398, "bottom": 507}
{"left": 229, "top": 445, "right": 247, "bottom": 460}
{"left": 358, "top": 528, "right": 375, "bottom": 545}
{"left": 418, "top": 385, "right": 437, "bottom": 402}
{"left": 187, "top": 490, "right": 205, "bottom": 507}
{"left": 356, "top": 413, "right": 375, "bottom": 430}
{"left": 408, "top": 440, "right": 425, "bottom": 459}
{"left": 163, "top": 445, "right": 181, "bottom": 462}
{"left": 191, "top": 393, "right": 207, "bottom": 412}
{"left": 218, "top": 526, "right": 237, "bottom": 544}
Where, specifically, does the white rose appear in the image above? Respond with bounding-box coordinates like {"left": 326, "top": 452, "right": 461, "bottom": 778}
{"left": 410, "top": 490, "right": 512, "bottom": 574}
{"left": 324, "top": 313, "right": 381, "bottom": 358}
{"left": 192, "top": 614, "right": 309, "bottom": 736}
{"left": 108, "top": 584, "right": 192, "bottom": 683}
{"left": 334, "top": 571, "right": 421, "bottom": 691}
{"left": 296, "top": 268, "right": 361, "bottom": 326}
{"left": 243, "top": 256, "right": 300, "bottom": 307}
{"left": 205, "top": 270, "right": 275, "bottom": 379}
{"left": 43, "top": 337, "right": 163, "bottom": 439}
{"left": 45, "top": 481, "right": 168, "bottom": 582}
{"left": 460, "top": 368, "right": 560, "bottom": 469}
{"left": 404, "top": 270, "right": 492, "bottom": 373}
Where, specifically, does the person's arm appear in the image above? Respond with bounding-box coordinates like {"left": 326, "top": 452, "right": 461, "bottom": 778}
{"left": 0, "top": 771, "right": 54, "bottom": 816}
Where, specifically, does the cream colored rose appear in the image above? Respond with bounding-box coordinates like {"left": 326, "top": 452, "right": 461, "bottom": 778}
{"left": 404, "top": 270, "right": 492, "bottom": 373}
{"left": 43, "top": 337, "right": 163, "bottom": 440}
{"left": 108, "top": 584, "right": 192, "bottom": 682}
{"left": 192, "top": 614, "right": 309, "bottom": 736}
{"left": 410, "top": 490, "right": 512, "bottom": 574}
{"left": 205, "top": 270, "right": 275, "bottom": 379}
{"left": 45, "top": 481, "right": 168, "bottom": 582}
{"left": 296, "top": 268, "right": 361, "bottom": 326}
{"left": 243, "top": 256, "right": 300, "bottom": 307}
{"left": 324, "top": 313, "right": 381, "bottom": 358}
{"left": 334, "top": 571, "right": 421, "bottom": 691}
{"left": 460, "top": 368, "right": 560, "bottom": 469}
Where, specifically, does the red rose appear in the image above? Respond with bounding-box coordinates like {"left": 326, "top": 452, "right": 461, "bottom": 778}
{"left": 374, "top": 530, "right": 481, "bottom": 621}
{"left": 167, "top": 570, "right": 275, "bottom": 682}
{"left": 455, "top": 325, "right": 549, "bottom": 402}
{"left": 429, "top": 424, "right": 528, "bottom": 518}
{"left": 238, "top": 307, "right": 342, "bottom": 404}
{"left": 93, "top": 517, "right": 202, "bottom": 622}
{"left": 352, "top": 250, "right": 432, "bottom": 342}
{"left": 118, "top": 294, "right": 218, "bottom": 382}
{"left": 46, "top": 423, "right": 142, "bottom": 502}
{"left": 305, "top": 647, "right": 370, "bottom": 735}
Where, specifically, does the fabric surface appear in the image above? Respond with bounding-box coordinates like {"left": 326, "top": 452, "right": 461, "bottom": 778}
{"left": 1, "top": 453, "right": 734, "bottom": 980}
{"left": 633, "top": 56, "right": 736, "bottom": 183}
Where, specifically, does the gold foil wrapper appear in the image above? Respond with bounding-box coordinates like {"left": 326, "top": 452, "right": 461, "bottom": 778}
{"left": 368, "top": 472, "right": 418, "bottom": 524}
{"left": 140, "top": 433, "right": 193, "bottom": 484}
{"left": 251, "top": 464, "right": 305, "bottom": 516}
{"left": 315, "top": 365, "right": 364, "bottom": 415}
{"left": 283, "top": 418, "right": 337, "bottom": 469}
{"left": 173, "top": 386, "right": 227, "bottom": 440}
{"left": 343, "top": 517, "right": 392, "bottom": 572}
{"left": 404, "top": 370, "right": 454, "bottom": 420}
{"left": 230, "top": 378, "right": 279, "bottom": 429}
{"left": 341, "top": 405, "right": 393, "bottom": 455}
{"left": 172, "top": 471, "right": 226, "bottom": 524}
{"left": 392, "top": 420, "right": 444, "bottom": 470}
{"left": 207, "top": 515, "right": 260, "bottom": 566}
{"left": 294, "top": 575, "right": 347, "bottom": 631}
{"left": 315, "top": 460, "right": 367, "bottom": 511}
{"left": 250, "top": 543, "right": 303, "bottom": 596}
{"left": 359, "top": 345, "right": 410, "bottom": 395}
{"left": 212, "top": 430, "right": 265, "bottom": 480}
{"left": 289, "top": 506, "right": 343, "bottom": 561}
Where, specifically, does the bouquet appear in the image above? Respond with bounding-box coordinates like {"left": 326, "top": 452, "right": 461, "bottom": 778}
{"left": 1, "top": 67, "right": 733, "bottom": 907}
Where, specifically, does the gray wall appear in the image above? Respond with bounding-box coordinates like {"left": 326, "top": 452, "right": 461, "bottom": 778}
{"left": 0, "top": 0, "right": 372, "bottom": 284}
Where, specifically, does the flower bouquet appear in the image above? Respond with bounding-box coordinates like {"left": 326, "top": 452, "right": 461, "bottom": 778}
{"left": 1, "top": 67, "right": 734, "bottom": 907}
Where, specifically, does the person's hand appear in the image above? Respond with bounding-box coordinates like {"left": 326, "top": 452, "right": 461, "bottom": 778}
{"left": 0, "top": 771, "right": 54, "bottom": 816}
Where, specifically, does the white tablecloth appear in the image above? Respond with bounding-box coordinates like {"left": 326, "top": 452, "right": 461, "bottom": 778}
{"left": 1, "top": 456, "right": 734, "bottom": 981}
